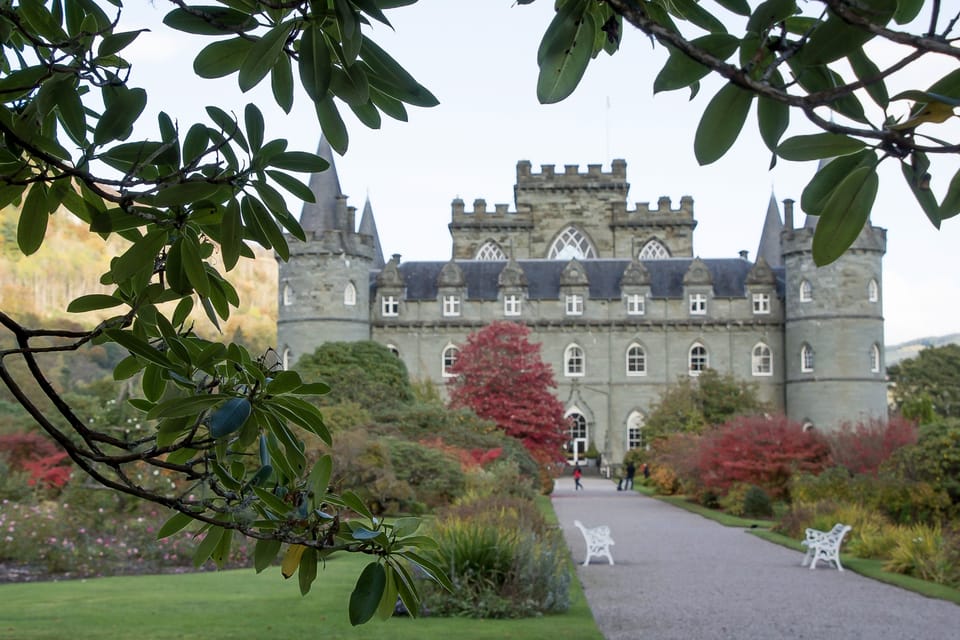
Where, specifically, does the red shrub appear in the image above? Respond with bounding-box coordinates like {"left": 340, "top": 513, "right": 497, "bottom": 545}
{"left": 697, "top": 415, "right": 832, "bottom": 499}
{"left": 420, "top": 437, "right": 503, "bottom": 471}
{"left": 0, "top": 431, "right": 73, "bottom": 489}
{"left": 828, "top": 416, "right": 918, "bottom": 475}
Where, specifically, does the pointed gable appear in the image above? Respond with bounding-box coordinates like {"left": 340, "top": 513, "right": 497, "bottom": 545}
{"left": 746, "top": 256, "right": 777, "bottom": 286}
{"left": 376, "top": 254, "right": 404, "bottom": 289}
{"left": 756, "top": 193, "right": 784, "bottom": 268}
{"left": 498, "top": 258, "right": 528, "bottom": 289}
{"left": 620, "top": 258, "right": 651, "bottom": 287}
{"left": 437, "top": 259, "right": 465, "bottom": 288}
{"left": 682, "top": 257, "right": 713, "bottom": 286}
{"left": 299, "top": 137, "right": 343, "bottom": 234}
{"left": 560, "top": 258, "right": 589, "bottom": 286}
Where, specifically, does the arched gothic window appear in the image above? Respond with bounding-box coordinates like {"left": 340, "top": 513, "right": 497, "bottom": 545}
{"left": 282, "top": 283, "right": 294, "bottom": 306}
{"left": 626, "top": 411, "right": 645, "bottom": 450}
{"left": 548, "top": 227, "right": 596, "bottom": 260}
{"left": 282, "top": 348, "right": 291, "bottom": 371}
{"left": 626, "top": 343, "right": 647, "bottom": 376}
{"left": 564, "top": 344, "right": 585, "bottom": 377}
{"left": 752, "top": 343, "right": 772, "bottom": 376}
{"left": 476, "top": 241, "right": 507, "bottom": 260}
{"left": 868, "top": 278, "right": 879, "bottom": 302}
{"left": 689, "top": 342, "right": 708, "bottom": 376}
{"left": 344, "top": 281, "right": 357, "bottom": 306}
{"left": 799, "top": 279, "right": 813, "bottom": 302}
{"left": 442, "top": 345, "right": 460, "bottom": 377}
{"left": 386, "top": 344, "right": 400, "bottom": 357}
{"left": 638, "top": 239, "right": 670, "bottom": 260}
{"left": 801, "top": 343, "right": 815, "bottom": 372}
{"left": 870, "top": 343, "right": 881, "bottom": 373}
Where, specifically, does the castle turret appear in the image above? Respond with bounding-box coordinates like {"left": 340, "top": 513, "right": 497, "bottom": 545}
{"left": 276, "top": 138, "right": 377, "bottom": 368}
{"left": 782, "top": 209, "right": 887, "bottom": 429}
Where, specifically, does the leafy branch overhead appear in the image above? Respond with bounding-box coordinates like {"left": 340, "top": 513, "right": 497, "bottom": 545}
{"left": 535, "top": 0, "right": 960, "bottom": 265}
{"left": 1, "top": 0, "right": 440, "bottom": 624}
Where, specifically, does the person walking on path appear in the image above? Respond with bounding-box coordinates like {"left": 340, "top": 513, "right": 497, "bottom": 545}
{"left": 573, "top": 464, "right": 583, "bottom": 490}
{"left": 624, "top": 461, "right": 636, "bottom": 490}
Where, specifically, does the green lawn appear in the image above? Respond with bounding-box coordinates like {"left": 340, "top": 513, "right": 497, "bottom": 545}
{"left": 0, "top": 540, "right": 601, "bottom": 640}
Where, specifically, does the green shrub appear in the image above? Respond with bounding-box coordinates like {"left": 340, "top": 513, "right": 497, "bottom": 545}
{"left": 742, "top": 486, "right": 774, "bottom": 517}
{"left": 386, "top": 439, "right": 466, "bottom": 510}
{"left": 464, "top": 460, "right": 536, "bottom": 501}
{"left": 884, "top": 523, "right": 960, "bottom": 587}
{"left": 845, "top": 520, "right": 899, "bottom": 560}
{"left": 421, "top": 495, "right": 570, "bottom": 618}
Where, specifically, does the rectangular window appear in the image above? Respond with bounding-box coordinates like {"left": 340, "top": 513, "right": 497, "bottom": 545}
{"left": 504, "top": 294, "right": 521, "bottom": 316}
{"left": 626, "top": 294, "right": 645, "bottom": 315}
{"left": 381, "top": 295, "right": 399, "bottom": 317}
{"left": 689, "top": 293, "right": 707, "bottom": 315}
{"left": 442, "top": 295, "right": 461, "bottom": 317}
{"left": 752, "top": 293, "right": 771, "bottom": 314}
{"left": 565, "top": 294, "right": 583, "bottom": 316}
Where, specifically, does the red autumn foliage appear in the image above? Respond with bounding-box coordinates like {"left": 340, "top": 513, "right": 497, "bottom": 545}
{"left": 419, "top": 436, "right": 503, "bottom": 471}
{"left": 697, "top": 415, "right": 833, "bottom": 499}
{"left": 447, "top": 321, "right": 567, "bottom": 466}
{"left": 827, "top": 416, "right": 919, "bottom": 476}
{"left": 0, "top": 431, "right": 72, "bottom": 489}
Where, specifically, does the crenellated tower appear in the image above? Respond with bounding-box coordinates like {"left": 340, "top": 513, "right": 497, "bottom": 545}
{"left": 275, "top": 138, "right": 380, "bottom": 369}
{"left": 781, "top": 200, "right": 888, "bottom": 428}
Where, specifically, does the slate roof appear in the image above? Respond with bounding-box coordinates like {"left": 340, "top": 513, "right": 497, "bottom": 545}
{"left": 370, "top": 259, "right": 785, "bottom": 300}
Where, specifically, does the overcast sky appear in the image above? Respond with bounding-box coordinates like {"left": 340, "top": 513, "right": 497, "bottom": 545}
{"left": 123, "top": 1, "right": 959, "bottom": 346}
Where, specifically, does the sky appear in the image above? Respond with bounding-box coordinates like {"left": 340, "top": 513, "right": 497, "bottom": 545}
{"left": 120, "top": 1, "right": 959, "bottom": 346}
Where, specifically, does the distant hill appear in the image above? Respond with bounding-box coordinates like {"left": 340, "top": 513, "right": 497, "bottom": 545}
{"left": 1, "top": 205, "right": 278, "bottom": 351}
{"left": 886, "top": 334, "right": 960, "bottom": 367}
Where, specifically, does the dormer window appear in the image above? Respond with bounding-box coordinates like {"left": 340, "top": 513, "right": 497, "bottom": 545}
{"left": 442, "top": 295, "right": 461, "bottom": 317}
{"left": 689, "top": 293, "right": 707, "bottom": 315}
{"left": 565, "top": 294, "right": 584, "bottom": 316}
{"left": 626, "top": 294, "right": 645, "bottom": 315}
{"left": 504, "top": 294, "right": 522, "bottom": 316}
{"left": 752, "top": 293, "right": 770, "bottom": 314}
{"left": 381, "top": 295, "right": 399, "bottom": 317}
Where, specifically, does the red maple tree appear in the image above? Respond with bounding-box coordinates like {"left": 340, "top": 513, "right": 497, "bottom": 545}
{"left": 447, "top": 321, "right": 567, "bottom": 466}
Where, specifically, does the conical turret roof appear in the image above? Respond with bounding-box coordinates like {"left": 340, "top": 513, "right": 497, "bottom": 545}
{"left": 298, "top": 137, "right": 343, "bottom": 234}
{"left": 756, "top": 192, "right": 784, "bottom": 268}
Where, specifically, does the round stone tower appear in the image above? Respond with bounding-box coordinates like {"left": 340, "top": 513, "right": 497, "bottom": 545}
{"left": 781, "top": 200, "right": 888, "bottom": 430}
{"left": 276, "top": 139, "right": 383, "bottom": 369}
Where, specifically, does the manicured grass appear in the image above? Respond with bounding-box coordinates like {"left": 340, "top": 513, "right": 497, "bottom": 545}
{"left": 653, "top": 494, "right": 774, "bottom": 529}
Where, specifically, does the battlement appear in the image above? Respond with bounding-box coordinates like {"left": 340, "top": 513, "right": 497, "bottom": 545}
{"left": 515, "top": 159, "right": 628, "bottom": 189}
{"left": 612, "top": 195, "right": 696, "bottom": 226}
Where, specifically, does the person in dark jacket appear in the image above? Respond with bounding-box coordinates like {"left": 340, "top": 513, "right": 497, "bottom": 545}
{"left": 624, "top": 461, "right": 636, "bottom": 490}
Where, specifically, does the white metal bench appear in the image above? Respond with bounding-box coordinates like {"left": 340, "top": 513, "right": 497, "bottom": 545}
{"left": 574, "top": 520, "right": 615, "bottom": 566}
{"left": 801, "top": 523, "right": 852, "bottom": 571}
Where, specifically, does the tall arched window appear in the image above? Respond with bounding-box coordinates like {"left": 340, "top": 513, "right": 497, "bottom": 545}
{"left": 282, "top": 348, "right": 291, "bottom": 371}
{"left": 801, "top": 343, "right": 814, "bottom": 372}
{"left": 626, "top": 411, "right": 645, "bottom": 450}
{"left": 626, "top": 343, "right": 647, "bottom": 376}
{"left": 567, "top": 410, "right": 588, "bottom": 456}
{"left": 548, "top": 227, "right": 596, "bottom": 260}
{"left": 638, "top": 239, "right": 670, "bottom": 260}
{"left": 752, "top": 343, "right": 772, "bottom": 376}
{"left": 476, "top": 241, "right": 507, "bottom": 260}
{"left": 344, "top": 281, "right": 357, "bottom": 306}
{"left": 442, "top": 344, "right": 460, "bottom": 377}
{"left": 799, "top": 279, "right": 812, "bottom": 302}
{"left": 282, "top": 283, "right": 294, "bottom": 306}
{"left": 868, "top": 278, "right": 879, "bottom": 302}
{"left": 689, "top": 342, "right": 708, "bottom": 376}
{"left": 564, "top": 344, "right": 585, "bottom": 377}
{"left": 870, "top": 343, "right": 881, "bottom": 373}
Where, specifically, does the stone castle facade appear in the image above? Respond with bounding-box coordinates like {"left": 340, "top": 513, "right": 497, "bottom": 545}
{"left": 277, "top": 140, "right": 889, "bottom": 464}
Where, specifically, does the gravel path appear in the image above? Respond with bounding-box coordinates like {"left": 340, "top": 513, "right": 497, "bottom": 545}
{"left": 551, "top": 475, "right": 960, "bottom": 640}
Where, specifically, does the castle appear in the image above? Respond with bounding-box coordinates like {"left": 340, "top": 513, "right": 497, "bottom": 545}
{"left": 277, "top": 139, "right": 889, "bottom": 464}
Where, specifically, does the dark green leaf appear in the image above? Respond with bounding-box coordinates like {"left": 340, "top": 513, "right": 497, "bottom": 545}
{"left": 194, "top": 37, "right": 250, "bottom": 79}
{"left": 271, "top": 53, "right": 294, "bottom": 114}
{"left": 349, "top": 562, "right": 387, "bottom": 626}
{"left": 757, "top": 94, "right": 789, "bottom": 152}
{"left": 270, "top": 151, "right": 330, "bottom": 173}
{"left": 653, "top": 34, "right": 739, "bottom": 93}
{"left": 801, "top": 150, "right": 875, "bottom": 215}
{"left": 330, "top": 65, "right": 370, "bottom": 106}
{"left": 940, "top": 168, "right": 960, "bottom": 219}
{"left": 205, "top": 106, "right": 248, "bottom": 152}
{"left": 67, "top": 294, "right": 124, "bottom": 313}
{"left": 376, "top": 566, "right": 398, "bottom": 621}
{"left": 17, "top": 183, "right": 49, "bottom": 255}
{"left": 244, "top": 104, "right": 264, "bottom": 152}
{"left": 267, "top": 170, "right": 316, "bottom": 203}
{"left": 315, "top": 97, "right": 349, "bottom": 155}
{"left": 156, "top": 511, "right": 195, "bottom": 539}
{"left": 107, "top": 329, "right": 172, "bottom": 369}
{"left": 694, "top": 83, "right": 753, "bottom": 165}
{"left": 298, "top": 22, "right": 332, "bottom": 103}
{"left": 299, "top": 547, "right": 318, "bottom": 595}
{"left": 192, "top": 526, "right": 225, "bottom": 568}
{"left": 50, "top": 77, "right": 86, "bottom": 143}
{"left": 211, "top": 528, "right": 233, "bottom": 569}
{"left": 209, "top": 397, "right": 252, "bottom": 438}
{"left": 239, "top": 21, "right": 295, "bottom": 92}
{"left": 537, "top": 6, "right": 595, "bottom": 104}
{"left": 145, "top": 393, "right": 228, "bottom": 420}
{"left": 848, "top": 47, "right": 888, "bottom": 108}
{"left": 109, "top": 227, "right": 167, "bottom": 283}
{"left": 152, "top": 181, "right": 221, "bottom": 207}
{"left": 94, "top": 86, "right": 147, "bottom": 145}
{"left": 746, "top": 0, "right": 797, "bottom": 34}
{"left": 98, "top": 30, "right": 145, "bottom": 57}
{"left": 776, "top": 133, "right": 866, "bottom": 161}
{"left": 254, "top": 538, "right": 282, "bottom": 573}
{"left": 893, "top": 0, "right": 923, "bottom": 24}
{"left": 113, "top": 355, "right": 144, "bottom": 380}
{"left": 712, "top": 0, "right": 750, "bottom": 15}
{"left": 341, "top": 490, "right": 373, "bottom": 520}
{"left": 180, "top": 234, "right": 210, "bottom": 297}
{"left": 309, "top": 455, "right": 333, "bottom": 507}
{"left": 163, "top": 6, "right": 257, "bottom": 35}
{"left": 812, "top": 166, "right": 878, "bottom": 266}
{"left": 360, "top": 38, "right": 438, "bottom": 107}
{"left": 369, "top": 87, "right": 408, "bottom": 122}
{"left": 265, "top": 370, "right": 302, "bottom": 394}
{"left": 901, "top": 156, "right": 941, "bottom": 228}
{"left": 669, "top": 0, "right": 727, "bottom": 33}
{"left": 252, "top": 486, "right": 294, "bottom": 516}
{"left": 220, "top": 199, "right": 242, "bottom": 271}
